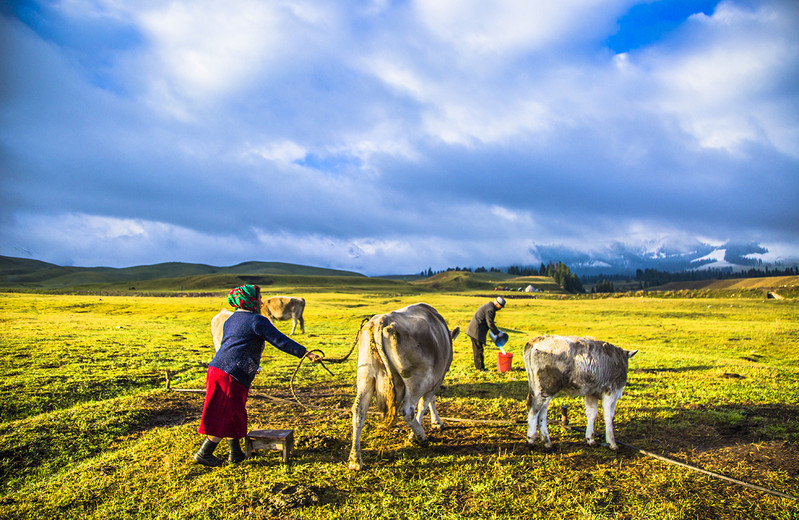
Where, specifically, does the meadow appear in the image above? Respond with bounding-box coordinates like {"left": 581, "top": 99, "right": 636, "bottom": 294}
{"left": 0, "top": 288, "right": 797, "bottom": 519}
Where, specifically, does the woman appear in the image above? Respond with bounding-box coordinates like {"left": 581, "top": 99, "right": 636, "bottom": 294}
{"left": 193, "top": 284, "right": 320, "bottom": 467}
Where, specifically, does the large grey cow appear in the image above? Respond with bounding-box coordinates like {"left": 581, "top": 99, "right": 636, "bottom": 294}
{"left": 523, "top": 335, "right": 637, "bottom": 450}
{"left": 349, "top": 303, "right": 459, "bottom": 470}
{"left": 210, "top": 297, "right": 306, "bottom": 350}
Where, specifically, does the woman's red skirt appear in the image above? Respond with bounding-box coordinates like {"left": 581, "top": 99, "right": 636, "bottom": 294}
{"left": 198, "top": 366, "right": 249, "bottom": 439}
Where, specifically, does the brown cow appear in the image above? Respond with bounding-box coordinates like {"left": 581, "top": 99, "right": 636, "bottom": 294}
{"left": 262, "top": 296, "right": 305, "bottom": 335}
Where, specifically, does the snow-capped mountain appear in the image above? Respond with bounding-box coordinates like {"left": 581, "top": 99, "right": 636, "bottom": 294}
{"left": 528, "top": 242, "right": 795, "bottom": 276}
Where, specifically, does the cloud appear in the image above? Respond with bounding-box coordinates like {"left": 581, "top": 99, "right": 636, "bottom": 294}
{"left": 1, "top": 0, "right": 797, "bottom": 275}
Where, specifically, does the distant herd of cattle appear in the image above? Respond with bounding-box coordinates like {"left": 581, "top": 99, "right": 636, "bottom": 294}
{"left": 210, "top": 297, "right": 637, "bottom": 470}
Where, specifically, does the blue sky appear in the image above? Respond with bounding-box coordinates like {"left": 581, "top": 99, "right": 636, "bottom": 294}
{"left": 1, "top": 0, "right": 797, "bottom": 275}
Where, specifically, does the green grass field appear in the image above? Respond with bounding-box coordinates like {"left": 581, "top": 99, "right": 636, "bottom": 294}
{"left": 1, "top": 288, "right": 798, "bottom": 519}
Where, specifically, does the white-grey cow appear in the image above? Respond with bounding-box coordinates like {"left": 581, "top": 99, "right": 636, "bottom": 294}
{"left": 349, "top": 303, "right": 459, "bottom": 470}
{"left": 523, "top": 335, "right": 637, "bottom": 450}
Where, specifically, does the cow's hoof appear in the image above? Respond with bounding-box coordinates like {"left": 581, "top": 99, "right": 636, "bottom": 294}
{"left": 409, "top": 433, "right": 429, "bottom": 446}
{"left": 430, "top": 423, "right": 444, "bottom": 431}
{"left": 587, "top": 439, "right": 597, "bottom": 447}
{"left": 608, "top": 444, "right": 618, "bottom": 451}
{"left": 348, "top": 460, "right": 363, "bottom": 471}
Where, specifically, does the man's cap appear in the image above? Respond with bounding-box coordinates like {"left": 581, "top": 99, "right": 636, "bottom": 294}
{"left": 495, "top": 296, "right": 506, "bottom": 307}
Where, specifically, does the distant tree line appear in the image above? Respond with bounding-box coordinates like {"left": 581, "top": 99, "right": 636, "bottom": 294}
{"left": 592, "top": 280, "right": 615, "bottom": 293}
{"left": 422, "top": 261, "right": 584, "bottom": 294}
{"left": 421, "top": 262, "right": 798, "bottom": 294}
{"left": 634, "top": 265, "right": 799, "bottom": 288}
{"left": 420, "top": 266, "right": 502, "bottom": 277}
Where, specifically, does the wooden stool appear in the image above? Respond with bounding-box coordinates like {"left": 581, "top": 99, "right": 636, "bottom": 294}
{"left": 245, "top": 429, "right": 294, "bottom": 463}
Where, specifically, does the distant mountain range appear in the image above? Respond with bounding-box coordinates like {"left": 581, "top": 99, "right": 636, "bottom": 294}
{"left": 3, "top": 240, "right": 797, "bottom": 289}
{"left": 529, "top": 241, "right": 797, "bottom": 277}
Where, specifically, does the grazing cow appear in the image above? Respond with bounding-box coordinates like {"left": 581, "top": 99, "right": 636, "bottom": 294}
{"left": 523, "top": 335, "right": 637, "bottom": 450}
{"left": 263, "top": 296, "right": 306, "bottom": 335}
{"left": 349, "top": 303, "right": 460, "bottom": 470}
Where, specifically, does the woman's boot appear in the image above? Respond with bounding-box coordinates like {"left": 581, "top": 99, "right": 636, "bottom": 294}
{"left": 228, "top": 438, "right": 246, "bottom": 463}
{"left": 193, "top": 439, "right": 225, "bottom": 467}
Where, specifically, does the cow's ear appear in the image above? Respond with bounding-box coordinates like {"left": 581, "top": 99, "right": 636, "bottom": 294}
{"left": 450, "top": 326, "right": 460, "bottom": 342}
{"left": 627, "top": 349, "right": 638, "bottom": 358}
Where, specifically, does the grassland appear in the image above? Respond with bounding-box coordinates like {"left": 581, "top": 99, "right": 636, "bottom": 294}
{"left": 1, "top": 285, "right": 798, "bottom": 519}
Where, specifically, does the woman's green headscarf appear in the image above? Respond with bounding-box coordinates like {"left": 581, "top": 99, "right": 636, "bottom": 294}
{"left": 228, "top": 284, "right": 260, "bottom": 313}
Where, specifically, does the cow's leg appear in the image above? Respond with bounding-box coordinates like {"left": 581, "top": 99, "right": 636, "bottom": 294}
{"left": 601, "top": 390, "right": 622, "bottom": 450}
{"left": 415, "top": 395, "right": 427, "bottom": 425}
{"left": 584, "top": 394, "right": 600, "bottom": 446}
{"left": 415, "top": 393, "right": 443, "bottom": 429}
{"left": 527, "top": 391, "right": 551, "bottom": 446}
{"left": 427, "top": 395, "right": 444, "bottom": 429}
{"left": 290, "top": 317, "right": 297, "bottom": 335}
{"left": 537, "top": 398, "right": 553, "bottom": 448}
{"left": 348, "top": 372, "right": 375, "bottom": 471}
{"left": 402, "top": 399, "right": 427, "bottom": 445}
{"left": 298, "top": 314, "right": 305, "bottom": 334}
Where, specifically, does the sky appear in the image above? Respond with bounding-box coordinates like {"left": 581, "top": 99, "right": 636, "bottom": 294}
{"left": 1, "top": 0, "right": 798, "bottom": 275}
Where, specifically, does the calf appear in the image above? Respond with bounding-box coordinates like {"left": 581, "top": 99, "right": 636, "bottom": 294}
{"left": 523, "top": 335, "right": 637, "bottom": 450}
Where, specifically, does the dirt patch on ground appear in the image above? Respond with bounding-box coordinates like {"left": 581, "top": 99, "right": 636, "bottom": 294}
{"left": 254, "top": 482, "right": 329, "bottom": 515}
{"left": 132, "top": 392, "right": 203, "bottom": 432}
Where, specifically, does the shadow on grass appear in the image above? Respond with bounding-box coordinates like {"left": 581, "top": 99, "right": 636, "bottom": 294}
{"left": 439, "top": 379, "right": 529, "bottom": 401}
{"left": 632, "top": 365, "right": 712, "bottom": 373}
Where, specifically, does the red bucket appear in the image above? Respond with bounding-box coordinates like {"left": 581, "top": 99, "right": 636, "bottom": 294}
{"left": 497, "top": 352, "right": 513, "bottom": 372}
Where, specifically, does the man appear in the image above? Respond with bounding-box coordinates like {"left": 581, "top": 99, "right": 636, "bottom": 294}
{"left": 465, "top": 296, "right": 506, "bottom": 371}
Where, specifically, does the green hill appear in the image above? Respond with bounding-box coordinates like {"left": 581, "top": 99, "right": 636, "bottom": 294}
{"left": 0, "top": 256, "right": 364, "bottom": 290}
{"left": 653, "top": 275, "right": 799, "bottom": 297}
{"left": 410, "top": 270, "right": 507, "bottom": 291}
{"left": 407, "top": 270, "right": 568, "bottom": 293}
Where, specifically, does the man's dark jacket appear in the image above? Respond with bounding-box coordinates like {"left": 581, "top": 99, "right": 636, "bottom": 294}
{"left": 466, "top": 301, "right": 500, "bottom": 344}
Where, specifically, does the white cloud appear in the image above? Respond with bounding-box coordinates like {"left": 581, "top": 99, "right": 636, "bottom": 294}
{"left": 644, "top": 1, "right": 799, "bottom": 154}
{"left": 138, "top": 1, "right": 282, "bottom": 101}
{"left": 413, "top": 0, "right": 623, "bottom": 54}
{"left": 243, "top": 140, "right": 308, "bottom": 164}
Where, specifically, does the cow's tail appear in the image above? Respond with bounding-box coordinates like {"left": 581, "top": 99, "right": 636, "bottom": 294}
{"left": 369, "top": 318, "right": 399, "bottom": 427}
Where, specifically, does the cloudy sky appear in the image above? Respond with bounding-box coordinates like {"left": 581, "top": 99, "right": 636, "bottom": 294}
{"left": 1, "top": 0, "right": 797, "bottom": 275}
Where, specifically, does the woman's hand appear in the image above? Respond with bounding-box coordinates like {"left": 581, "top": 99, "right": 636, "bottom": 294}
{"left": 305, "top": 352, "right": 322, "bottom": 362}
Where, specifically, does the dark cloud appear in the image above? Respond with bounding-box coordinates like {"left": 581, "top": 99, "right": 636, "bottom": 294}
{"left": 1, "top": 1, "right": 797, "bottom": 274}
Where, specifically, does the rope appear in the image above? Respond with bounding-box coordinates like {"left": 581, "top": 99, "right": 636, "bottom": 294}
{"left": 616, "top": 439, "right": 799, "bottom": 501}
{"left": 286, "top": 318, "right": 366, "bottom": 412}
{"left": 553, "top": 410, "right": 799, "bottom": 502}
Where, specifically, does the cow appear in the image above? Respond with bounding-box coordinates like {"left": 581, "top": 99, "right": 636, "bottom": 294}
{"left": 349, "top": 303, "right": 460, "bottom": 470}
{"left": 210, "top": 297, "right": 306, "bottom": 350}
{"left": 522, "top": 335, "right": 637, "bottom": 450}
{"left": 263, "top": 296, "right": 306, "bottom": 335}
{"left": 210, "top": 308, "right": 233, "bottom": 350}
